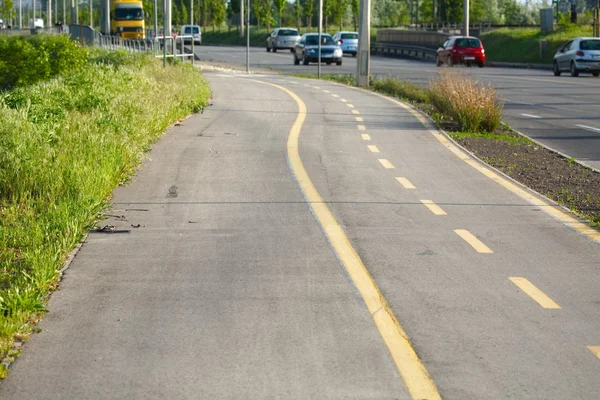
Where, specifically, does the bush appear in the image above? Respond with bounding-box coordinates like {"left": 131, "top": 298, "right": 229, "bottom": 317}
{"left": 0, "top": 53, "right": 210, "bottom": 371}
{"left": 371, "top": 76, "right": 430, "bottom": 103}
{"left": 0, "top": 35, "right": 89, "bottom": 90}
{"left": 429, "top": 72, "right": 503, "bottom": 133}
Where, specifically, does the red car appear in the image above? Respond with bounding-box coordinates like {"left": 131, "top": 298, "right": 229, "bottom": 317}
{"left": 436, "top": 36, "right": 486, "bottom": 68}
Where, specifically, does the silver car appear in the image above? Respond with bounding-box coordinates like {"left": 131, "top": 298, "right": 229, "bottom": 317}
{"left": 332, "top": 31, "right": 359, "bottom": 56}
{"left": 266, "top": 28, "right": 301, "bottom": 53}
{"left": 553, "top": 37, "right": 600, "bottom": 77}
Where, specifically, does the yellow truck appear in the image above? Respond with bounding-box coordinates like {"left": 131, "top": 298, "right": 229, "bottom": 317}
{"left": 111, "top": 0, "right": 145, "bottom": 39}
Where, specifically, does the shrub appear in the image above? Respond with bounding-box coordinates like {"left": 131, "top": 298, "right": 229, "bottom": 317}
{"left": 371, "top": 77, "right": 430, "bottom": 103}
{"left": 429, "top": 72, "right": 503, "bottom": 133}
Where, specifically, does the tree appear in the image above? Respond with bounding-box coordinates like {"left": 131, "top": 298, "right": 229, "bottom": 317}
{"left": 181, "top": 2, "right": 189, "bottom": 25}
{"left": 213, "top": 0, "right": 226, "bottom": 31}
{"left": 294, "top": 0, "right": 302, "bottom": 29}
{"left": 273, "top": 0, "right": 286, "bottom": 26}
{"left": 350, "top": 0, "right": 358, "bottom": 29}
{"left": 300, "top": 0, "right": 313, "bottom": 29}
{"left": 330, "top": 0, "right": 346, "bottom": 30}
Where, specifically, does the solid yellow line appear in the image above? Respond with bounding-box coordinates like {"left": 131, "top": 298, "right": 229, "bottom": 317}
{"left": 365, "top": 90, "right": 600, "bottom": 245}
{"left": 347, "top": 103, "right": 355, "bottom": 108}
{"left": 368, "top": 145, "right": 380, "bottom": 153}
{"left": 379, "top": 159, "right": 395, "bottom": 169}
{"left": 396, "top": 177, "right": 416, "bottom": 189}
{"left": 358, "top": 125, "right": 366, "bottom": 131}
{"left": 508, "top": 277, "right": 561, "bottom": 309}
{"left": 588, "top": 346, "right": 600, "bottom": 360}
{"left": 352, "top": 109, "right": 360, "bottom": 115}
{"left": 361, "top": 134, "right": 371, "bottom": 141}
{"left": 355, "top": 117, "right": 364, "bottom": 122}
{"left": 420, "top": 200, "right": 447, "bottom": 216}
{"left": 454, "top": 229, "right": 493, "bottom": 253}
{"left": 341, "top": 98, "right": 348, "bottom": 103}
{"left": 256, "top": 80, "right": 441, "bottom": 400}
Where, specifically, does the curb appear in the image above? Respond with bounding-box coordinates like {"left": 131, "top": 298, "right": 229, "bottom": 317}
{"left": 486, "top": 61, "right": 552, "bottom": 70}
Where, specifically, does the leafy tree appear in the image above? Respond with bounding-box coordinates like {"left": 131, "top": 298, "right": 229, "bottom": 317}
{"left": 329, "top": 0, "right": 346, "bottom": 30}
{"left": 300, "top": 0, "right": 313, "bottom": 29}
{"left": 213, "top": 0, "right": 226, "bottom": 31}
{"left": 350, "top": 0, "right": 358, "bottom": 29}
{"left": 273, "top": 0, "right": 286, "bottom": 26}
{"left": 180, "top": 2, "right": 189, "bottom": 25}
{"left": 294, "top": 0, "right": 302, "bottom": 29}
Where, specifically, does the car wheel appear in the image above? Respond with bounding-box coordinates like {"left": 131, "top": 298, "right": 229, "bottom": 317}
{"left": 294, "top": 54, "right": 300, "bottom": 65}
{"left": 553, "top": 62, "right": 561, "bottom": 76}
{"left": 336, "top": 60, "right": 342, "bottom": 66}
{"left": 466, "top": 61, "right": 472, "bottom": 67}
{"left": 266, "top": 45, "right": 271, "bottom": 52}
{"left": 326, "top": 61, "right": 332, "bottom": 65}
{"left": 352, "top": 53, "right": 357, "bottom": 57}
{"left": 447, "top": 56, "right": 453, "bottom": 67}
{"left": 570, "top": 62, "right": 579, "bottom": 77}
{"left": 290, "top": 49, "right": 294, "bottom": 53}
{"left": 593, "top": 72, "right": 599, "bottom": 77}
{"left": 436, "top": 55, "right": 442, "bottom": 67}
{"left": 477, "top": 62, "right": 484, "bottom": 68}
{"left": 273, "top": 47, "right": 277, "bottom": 53}
{"left": 303, "top": 55, "right": 309, "bottom": 65}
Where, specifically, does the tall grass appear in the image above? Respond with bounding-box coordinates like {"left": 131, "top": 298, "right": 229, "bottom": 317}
{"left": 429, "top": 72, "right": 503, "bottom": 133}
{"left": 0, "top": 49, "right": 210, "bottom": 375}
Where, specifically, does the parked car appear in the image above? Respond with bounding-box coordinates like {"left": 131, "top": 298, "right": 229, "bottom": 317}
{"left": 436, "top": 36, "right": 485, "bottom": 67}
{"left": 553, "top": 37, "right": 600, "bottom": 77}
{"left": 293, "top": 33, "right": 343, "bottom": 65}
{"left": 266, "top": 28, "right": 300, "bottom": 52}
{"left": 332, "top": 31, "right": 358, "bottom": 56}
{"left": 181, "top": 24, "right": 201, "bottom": 45}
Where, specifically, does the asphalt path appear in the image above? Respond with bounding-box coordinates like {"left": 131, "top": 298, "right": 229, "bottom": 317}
{"left": 194, "top": 45, "right": 600, "bottom": 170}
{"left": 1, "top": 72, "right": 600, "bottom": 399}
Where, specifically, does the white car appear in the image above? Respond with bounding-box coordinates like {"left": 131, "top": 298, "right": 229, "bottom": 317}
{"left": 181, "top": 25, "right": 201, "bottom": 45}
{"left": 332, "top": 31, "right": 358, "bottom": 56}
{"left": 553, "top": 37, "right": 600, "bottom": 77}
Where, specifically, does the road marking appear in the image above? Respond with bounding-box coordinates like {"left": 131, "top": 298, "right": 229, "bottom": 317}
{"left": 576, "top": 124, "right": 600, "bottom": 133}
{"left": 361, "top": 134, "right": 371, "bottom": 141}
{"left": 323, "top": 89, "right": 330, "bottom": 93}
{"left": 521, "top": 113, "right": 542, "bottom": 119}
{"left": 366, "top": 88, "right": 600, "bottom": 244}
{"left": 313, "top": 86, "right": 321, "bottom": 89}
{"left": 290, "top": 81, "right": 299, "bottom": 84}
{"left": 341, "top": 98, "right": 348, "bottom": 103}
{"left": 509, "top": 277, "right": 561, "bottom": 309}
{"left": 332, "top": 94, "right": 339, "bottom": 98}
{"left": 347, "top": 104, "right": 355, "bottom": 108}
{"left": 396, "top": 177, "right": 416, "bottom": 189}
{"left": 368, "top": 145, "right": 380, "bottom": 153}
{"left": 420, "top": 200, "right": 447, "bottom": 216}
{"left": 358, "top": 125, "right": 366, "bottom": 131}
{"left": 352, "top": 110, "right": 360, "bottom": 115}
{"left": 355, "top": 117, "right": 364, "bottom": 122}
{"left": 379, "top": 159, "right": 395, "bottom": 169}
{"left": 454, "top": 229, "right": 493, "bottom": 253}
{"left": 589, "top": 346, "right": 600, "bottom": 360}
{"left": 257, "top": 80, "right": 441, "bottom": 400}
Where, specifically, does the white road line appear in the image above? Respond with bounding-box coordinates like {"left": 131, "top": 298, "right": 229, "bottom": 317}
{"left": 576, "top": 124, "right": 600, "bottom": 133}
{"left": 504, "top": 99, "right": 535, "bottom": 106}
{"left": 521, "top": 113, "right": 542, "bottom": 119}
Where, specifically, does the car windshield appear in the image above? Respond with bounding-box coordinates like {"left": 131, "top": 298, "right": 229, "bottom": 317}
{"left": 305, "top": 35, "right": 335, "bottom": 46}
{"left": 278, "top": 29, "right": 298, "bottom": 36}
{"left": 341, "top": 33, "right": 358, "bottom": 39}
{"left": 114, "top": 5, "right": 143, "bottom": 20}
{"left": 454, "top": 38, "right": 480, "bottom": 48}
{"left": 580, "top": 40, "right": 600, "bottom": 50}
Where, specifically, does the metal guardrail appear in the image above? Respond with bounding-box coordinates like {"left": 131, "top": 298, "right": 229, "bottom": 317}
{"left": 153, "top": 35, "right": 195, "bottom": 64}
{"left": 0, "top": 26, "right": 65, "bottom": 36}
{"left": 97, "top": 35, "right": 156, "bottom": 53}
{"left": 371, "top": 42, "right": 437, "bottom": 62}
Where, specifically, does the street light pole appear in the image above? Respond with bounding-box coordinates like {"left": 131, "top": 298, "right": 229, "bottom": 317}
{"left": 463, "top": 0, "right": 469, "bottom": 36}
{"left": 318, "top": 0, "right": 322, "bottom": 79}
{"left": 89, "top": 0, "right": 92, "bottom": 27}
{"left": 356, "top": 0, "right": 370, "bottom": 86}
{"left": 246, "top": 0, "right": 249, "bottom": 73}
{"left": 239, "top": 0, "right": 244, "bottom": 38}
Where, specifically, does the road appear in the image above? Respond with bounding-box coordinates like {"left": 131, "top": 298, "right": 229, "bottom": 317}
{"left": 193, "top": 45, "right": 600, "bottom": 170}
{"left": 2, "top": 71, "right": 600, "bottom": 398}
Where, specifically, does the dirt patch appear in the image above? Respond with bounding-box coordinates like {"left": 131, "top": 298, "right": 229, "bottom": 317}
{"left": 449, "top": 129, "right": 600, "bottom": 226}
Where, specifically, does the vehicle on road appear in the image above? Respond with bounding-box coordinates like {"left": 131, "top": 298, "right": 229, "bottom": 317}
{"left": 332, "top": 31, "right": 358, "bottom": 56}
{"left": 111, "top": 0, "right": 145, "bottom": 39}
{"left": 553, "top": 37, "right": 600, "bottom": 77}
{"left": 181, "top": 25, "right": 201, "bottom": 45}
{"left": 436, "top": 36, "right": 485, "bottom": 68}
{"left": 293, "top": 33, "right": 343, "bottom": 66}
{"left": 267, "top": 28, "right": 300, "bottom": 52}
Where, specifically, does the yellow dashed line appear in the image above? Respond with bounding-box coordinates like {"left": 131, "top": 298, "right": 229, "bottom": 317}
{"left": 361, "top": 134, "right": 371, "bottom": 141}
{"left": 378, "top": 159, "right": 395, "bottom": 169}
{"left": 420, "top": 200, "right": 447, "bottom": 216}
{"left": 355, "top": 117, "right": 364, "bottom": 122}
{"left": 341, "top": 99, "right": 348, "bottom": 103}
{"left": 454, "top": 229, "right": 493, "bottom": 253}
{"left": 358, "top": 125, "right": 366, "bottom": 131}
{"left": 396, "top": 177, "right": 416, "bottom": 189}
{"left": 323, "top": 89, "right": 330, "bottom": 93}
{"left": 313, "top": 86, "right": 321, "bottom": 89}
{"left": 509, "top": 277, "right": 561, "bottom": 309}
{"left": 368, "top": 145, "right": 380, "bottom": 153}
{"left": 588, "top": 346, "right": 600, "bottom": 360}
{"left": 332, "top": 94, "right": 339, "bottom": 98}
{"left": 347, "top": 104, "right": 355, "bottom": 108}
{"left": 352, "top": 110, "right": 360, "bottom": 115}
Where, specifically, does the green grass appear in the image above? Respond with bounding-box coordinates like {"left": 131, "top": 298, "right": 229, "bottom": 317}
{"left": 481, "top": 25, "right": 593, "bottom": 64}
{"left": 200, "top": 25, "right": 378, "bottom": 48}
{"left": 0, "top": 49, "right": 210, "bottom": 375}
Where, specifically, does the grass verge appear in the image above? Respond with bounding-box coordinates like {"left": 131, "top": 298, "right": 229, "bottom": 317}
{"left": 294, "top": 72, "right": 600, "bottom": 226}
{"left": 0, "top": 49, "right": 210, "bottom": 376}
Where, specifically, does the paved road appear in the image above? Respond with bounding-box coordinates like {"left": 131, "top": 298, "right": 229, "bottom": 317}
{"left": 2, "top": 73, "right": 600, "bottom": 399}
{"left": 194, "top": 45, "right": 600, "bottom": 170}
